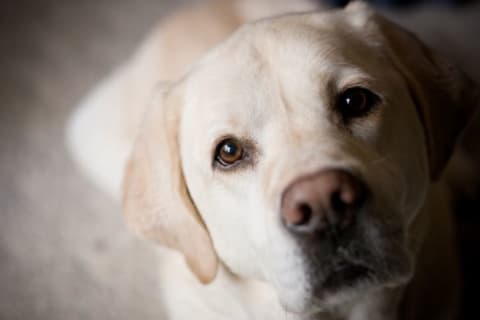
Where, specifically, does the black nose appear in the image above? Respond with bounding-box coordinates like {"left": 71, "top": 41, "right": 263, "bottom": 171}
{"left": 281, "top": 169, "right": 367, "bottom": 236}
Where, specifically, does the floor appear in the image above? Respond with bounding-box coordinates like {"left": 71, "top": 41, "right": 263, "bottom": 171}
{"left": 0, "top": 1, "right": 185, "bottom": 319}
{"left": 0, "top": 1, "right": 479, "bottom": 319}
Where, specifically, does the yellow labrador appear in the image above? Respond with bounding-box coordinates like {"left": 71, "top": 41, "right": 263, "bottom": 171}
{"left": 67, "top": 1, "right": 478, "bottom": 319}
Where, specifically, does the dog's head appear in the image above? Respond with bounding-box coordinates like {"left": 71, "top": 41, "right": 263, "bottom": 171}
{"left": 122, "top": 2, "right": 478, "bottom": 314}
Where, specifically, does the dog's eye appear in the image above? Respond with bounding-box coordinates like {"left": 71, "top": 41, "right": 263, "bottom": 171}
{"left": 337, "top": 87, "right": 379, "bottom": 120}
{"left": 215, "top": 138, "right": 244, "bottom": 167}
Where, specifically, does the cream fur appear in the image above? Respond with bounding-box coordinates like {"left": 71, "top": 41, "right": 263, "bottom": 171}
{"left": 67, "top": 1, "right": 477, "bottom": 319}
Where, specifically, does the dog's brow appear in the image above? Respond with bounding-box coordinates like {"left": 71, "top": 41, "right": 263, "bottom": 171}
{"left": 248, "top": 41, "right": 270, "bottom": 75}
{"left": 279, "top": 83, "right": 293, "bottom": 115}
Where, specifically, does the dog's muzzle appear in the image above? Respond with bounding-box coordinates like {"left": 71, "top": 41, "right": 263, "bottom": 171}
{"left": 280, "top": 169, "right": 375, "bottom": 290}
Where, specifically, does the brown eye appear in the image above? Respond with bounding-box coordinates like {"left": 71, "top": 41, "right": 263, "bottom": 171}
{"left": 215, "top": 138, "right": 244, "bottom": 167}
{"left": 337, "top": 87, "right": 379, "bottom": 120}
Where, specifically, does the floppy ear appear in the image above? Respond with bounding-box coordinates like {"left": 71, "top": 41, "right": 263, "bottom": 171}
{"left": 122, "top": 84, "right": 218, "bottom": 283}
{"left": 346, "top": 1, "right": 479, "bottom": 180}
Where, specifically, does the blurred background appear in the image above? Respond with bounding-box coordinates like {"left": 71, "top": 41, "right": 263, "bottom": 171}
{"left": 0, "top": 1, "right": 479, "bottom": 319}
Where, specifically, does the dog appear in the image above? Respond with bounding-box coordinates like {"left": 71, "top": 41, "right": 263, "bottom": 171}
{"left": 67, "top": 1, "right": 479, "bottom": 319}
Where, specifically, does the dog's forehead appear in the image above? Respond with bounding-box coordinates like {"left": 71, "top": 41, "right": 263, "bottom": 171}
{"left": 190, "top": 13, "right": 366, "bottom": 80}
{"left": 181, "top": 12, "right": 387, "bottom": 136}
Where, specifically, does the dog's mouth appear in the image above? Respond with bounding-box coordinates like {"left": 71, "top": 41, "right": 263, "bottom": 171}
{"left": 297, "top": 209, "right": 412, "bottom": 294}
{"left": 322, "top": 261, "right": 372, "bottom": 289}
{"left": 273, "top": 224, "right": 412, "bottom": 314}
{"left": 303, "top": 232, "right": 412, "bottom": 302}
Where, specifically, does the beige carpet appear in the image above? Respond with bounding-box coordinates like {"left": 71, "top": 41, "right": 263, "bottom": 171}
{"left": 1, "top": 1, "right": 479, "bottom": 320}
{"left": 0, "top": 1, "right": 188, "bottom": 319}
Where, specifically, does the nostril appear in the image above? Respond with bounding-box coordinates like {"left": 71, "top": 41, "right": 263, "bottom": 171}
{"left": 331, "top": 181, "right": 367, "bottom": 211}
{"left": 331, "top": 191, "right": 347, "bottom": 213}
{"left": 293, "top": 203, "right": 312, "bottom": 226}
{"left": 285, "top": 202, "right": 313, "bottom": 227}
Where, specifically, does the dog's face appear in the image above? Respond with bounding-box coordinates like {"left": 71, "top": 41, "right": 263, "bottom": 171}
{"left": 123, "top": 3, "right": 478, "bottom": 315}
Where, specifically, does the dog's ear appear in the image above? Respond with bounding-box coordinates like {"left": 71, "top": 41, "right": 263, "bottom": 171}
{"left": 346, "top": 1, "right": 479, "bottom": 180}
{"left": 122, "top": 84, "right": 218, "bottom": 283}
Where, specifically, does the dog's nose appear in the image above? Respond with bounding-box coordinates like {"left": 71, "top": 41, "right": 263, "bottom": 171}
{"left": 281, "top": 169, "right": 367, "bottom": 236}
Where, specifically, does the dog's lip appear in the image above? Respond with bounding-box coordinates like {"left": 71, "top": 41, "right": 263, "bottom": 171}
{"left": 322, "top": 262, "right": 372, "bottom": 288}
